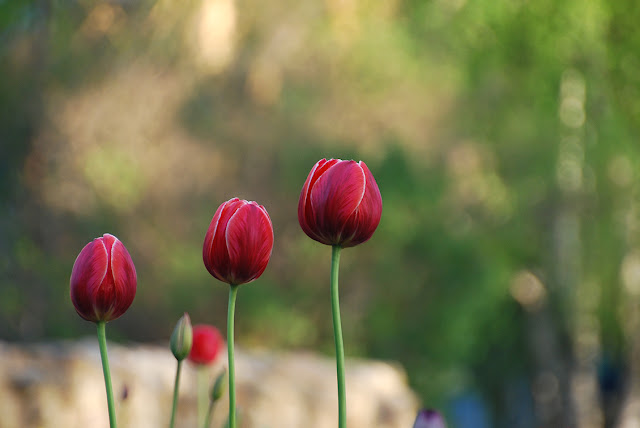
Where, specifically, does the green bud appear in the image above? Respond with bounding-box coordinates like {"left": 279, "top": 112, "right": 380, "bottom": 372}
{"left": 211, "top": 368, "right": 227, "bottom": 402}
{"left": 170, "top": 313, "right": 193, "bottom": 361}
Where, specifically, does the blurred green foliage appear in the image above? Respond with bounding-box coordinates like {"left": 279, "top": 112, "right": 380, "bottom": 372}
{"left": 2, "top": 0, "right": 640, "bottom": 426}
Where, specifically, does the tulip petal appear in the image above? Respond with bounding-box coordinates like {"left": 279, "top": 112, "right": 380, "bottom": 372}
{"left": 70, "top": 238, "right": 109, "bottom": 321}
{"left": 298, "top": 161, "right": 319, "bottom": 241}
{"left": 341, "top": 161, "right": 383, "bottom": 247}
{"left": 92, "top": 234, "right": 117, "bottom": 320}
{"left": 204, "top": 198, "right": 244, "bottom": 282}
{"left": 225, "top": 202, "right": 274, "bottom": 284}
{"left": 299, "top": 159, "right": 340, "bottom": 244}
{"left": 203, "top": 201, "right": 225, "bottom": 279}
{"left": 310, "top": 160, "right": 365, "bottom": 244}
{"left": 108, "top": 235, "right": 137, "bottom": 319}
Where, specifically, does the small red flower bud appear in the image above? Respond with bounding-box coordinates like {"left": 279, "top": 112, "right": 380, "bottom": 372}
{"left": 203, "top": 198, "right": 274, "bottom": 285}
{"left": 70, "top": 233, "right": 137, "bottom": 323}
{"left": 188, "top": 324, "right": 224, "bottom": 365}
{"left": 298, "top": 158, "right": 382, "bottom": 248}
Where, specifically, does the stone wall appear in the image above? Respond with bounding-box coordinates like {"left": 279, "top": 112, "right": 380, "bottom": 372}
{"left": 0, "top": 340, "right": 419, "bottom": 428}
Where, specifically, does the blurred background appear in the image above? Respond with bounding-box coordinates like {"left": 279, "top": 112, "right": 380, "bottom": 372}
{"left": 1, "top": 0, "right": 640, "bottom": 426}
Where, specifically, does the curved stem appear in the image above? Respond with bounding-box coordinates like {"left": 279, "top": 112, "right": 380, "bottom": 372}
{"left": 330, "top": 245, "right": 346, "bottom": 428}
{"left": 227, "top": 284, "right": 239, "bottom": 428}
{"left": 169, "top": 360, "right": 182, "bottom": 428}
{"left": 96, "top": 321, "right": 117, "bottom": 428}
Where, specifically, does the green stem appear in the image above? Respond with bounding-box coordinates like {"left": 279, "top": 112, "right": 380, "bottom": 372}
{"left": 330, "top": 245, "right": 346, "bottom": 428}
{"left": 169, "top": 360, "right": 182, "bottom": 428}
{"left": 204, "top": 399, "right": 215, "bottom": 428}
{"left": 96, "top": 321, "right": 117, "bottom": 428}
{"left": 197, "top": 367, "right": 208, "bottom": 428}
{"left": 227, "top": 284, "right": 239, "bottom": 428}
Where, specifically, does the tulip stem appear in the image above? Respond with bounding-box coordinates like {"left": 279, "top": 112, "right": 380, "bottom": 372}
{"left": 330, "top": 244, "right": 346, "bottom": 428}
{"left": 169, "top": 360, "right": 182, "bottom": 428}
{"left": 227, "top": 284, "right": 239, "bottom": 428}
{"left": 197, "top": 366, "right": 208, "bottom": 428}
{"left": 96, "top": 321, "right": 117, "bottom": 428}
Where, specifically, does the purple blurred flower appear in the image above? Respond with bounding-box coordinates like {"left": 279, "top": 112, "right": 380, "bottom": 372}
{"left": 413, "top": 409, "right": 447, "bottom": 428}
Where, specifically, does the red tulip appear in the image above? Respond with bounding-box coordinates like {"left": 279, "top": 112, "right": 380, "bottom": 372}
{"left": 298, "top": 158, "right": 382, "bottom": 248}
{"left": 203, "top": 198, "right": 274, "bottom": 285}
{"left": 70, "top": 233, "right": 137, "bottom": 323}
{"left": 188, "top": 324, "right": 224, "bottom": 365}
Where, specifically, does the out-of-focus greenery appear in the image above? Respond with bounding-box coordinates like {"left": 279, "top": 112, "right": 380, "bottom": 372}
{"left": 2, "top": 0, "right": 640, "bottom": 426}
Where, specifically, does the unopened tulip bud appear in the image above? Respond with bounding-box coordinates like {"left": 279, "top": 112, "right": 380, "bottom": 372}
{"left": 170, "top": 313, "right": 193, "bottom": 361}
{"left": 203, "top": 198, "right": 274, "bottom": 286}
{"left": 413, "top": 409, "right": 447, "bottom": 428}
{"left": 70, "top": 233, "right": 137, "bottom": 323}
{"left": 211, "top": 369, "right": 227, "bottom": 402}
{"left": 298, "top": 159, "right": 382, "bottom": 248}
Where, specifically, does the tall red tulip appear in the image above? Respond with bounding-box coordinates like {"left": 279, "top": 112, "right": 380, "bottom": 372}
{"left": 298, "top": 158, "right": 382, "bottom": 428}
{"left": 202, "top": 197, "right": 274, "bottom": 428}
{"left": 70, "top": 233, "right": 137, "bottom": 428}
{"left": 188, "top": 324, "right": 224, "bottom": 365}
{"left": 203, "top": 198, "right": 274, "bottom": 286}
{"left": 70, "top": 233, "right": 137, "bottom": 323}
{"left": 298, "top": 158, "right": 382, "bottom": 248}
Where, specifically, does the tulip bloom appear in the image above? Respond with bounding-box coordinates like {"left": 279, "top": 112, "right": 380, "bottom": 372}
{"left": 298, "top": 158, "right": 382, "bottom": 428}
{"left": 203, "top": 198, "right": 274, "bottom": 285}
{"left": 188, "top": 324, "right": 225, "bottom": 365}
{"left": 203, "top": 197, "right": 273, "bottom": 428}
{"left": 298, "top": 158, "right": 382, "bottom": 248}
{"left": 70, "top": 233, "right": 136, "bottom": 428}
{"left": 413, "top": 409, "right": 447, "bottom": 428}
{"left": 70, "top": 233, "right": 137, "bottom": 323}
